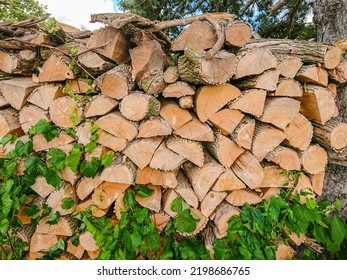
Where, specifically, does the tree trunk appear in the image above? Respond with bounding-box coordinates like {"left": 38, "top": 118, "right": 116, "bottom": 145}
{"left": 314, "top": 0, "right": 347, "bottom": 221}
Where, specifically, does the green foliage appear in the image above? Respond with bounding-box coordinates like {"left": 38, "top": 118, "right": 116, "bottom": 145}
{"left": 40, "top": 17, "right": 58, "bottom": 34}
{"left": 61, "top": 197, "right": 75, "bottom": 210}
{"left": 171, "top": 197, "right": 199, "bottom": 233}
{"left": 80, "top": 157, "right": 102, "bottom": 178}
{"left": 0, "top": 0, "right": 49, "bottom": 22}
{"left": 28, "top": 119, "right": 59, "bottom": 142}
{"left": 46, "top": 211, "right": 61, "bottom": 225}
{"left": 134, "top": 184, "right": 154, "bottom": 198}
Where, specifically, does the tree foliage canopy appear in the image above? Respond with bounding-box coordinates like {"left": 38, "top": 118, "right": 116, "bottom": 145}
{"left": 0, "top": 0, "right": 49, "bottom": 22}
{"left": 116, "top": 0, "right": 316, "bottom": 39}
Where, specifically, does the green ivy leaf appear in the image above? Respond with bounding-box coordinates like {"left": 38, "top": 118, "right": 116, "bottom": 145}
{"left": 0, "top": 134, "right": 12, "bottom": 147}
{"left": 213, "top": 238, "right": 231, "bottom": 260}
{"left": 90, "top": 123, "right": 99, "bottom": 134}
{"left": 0, "top": 218, "right": 9, "bottom": 235}
{"left": 101, "top": 152, "right": 113, "bottom": 168}
{"left": 134, "top": 185, "right": 154, "bottom": 198}
{"left": 65, "top": 144, "right": 81, "bottom": 173}
{"left": 174, "top": 210, "right": 198, "bottom": 233}
{"left": 24, "top": 204, "right": 40, "bottom": 216}
{"left": 41, "top": 204, "right": 52, "bottom": 218}
{"left": 24, "top": 156, "right": 38, "bottom": 174}
{"left": 46, "top": 211, "right": 61, "bottom": 225}
{"left": 329, "top": 215, "right": 347, "bottom": 253}
{"left": 61, "top": 197, "right": 75, "bottom": 210}
{"left": 125, "top": 231, "right": 142, "bottom": 252}
{"left": 28, "top": 119, "right": 59, "bottom": 141}
{"left": 85, "top": 141, "right": 97, "bottom": 153}
{"left": 48, "top": 148, "right": 67, "bottom": 170}
{"left": 70, "top": 235, "right": 79, "bottom": 246}
{"left": 123, "top": 189, "right": 137, "bottom": 209}
{"left": 15, "top": 140, "right": 33, "bottom": 157}
{"left": 171, "top": 197, "right": 189, "bottom": 213}
{"left": 80, "top": 157, "right": 101, "bottom": 178}
{"left": 44, "top": 168, "right": 62, "bottom": 190}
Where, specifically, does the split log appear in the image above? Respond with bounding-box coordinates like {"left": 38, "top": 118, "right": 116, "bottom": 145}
{"left": 0, "top": 108, "right": 23, "bottom": 138}
{"left": 96, "top": 129, "right": 127, "bottom": 152}
{"left": 30, "top": 233, "right": 58, "bottom": 253}
{"left": 259, "top": 165, "right": 295, "bottom": 189}
{"left": 151, "top": 213, "right": 171, "bottom": 232}
{"left": 174, "top": 118, "right": 214, "bottom": 142}
{"left": 97, "top": 64, "right": 134, "bottom": 100}
{"left": 179, "top": 96, "right": 193, "bottom": 109}
{"left": 49, "top": 97, "right": 83, "bottom": 129}
{"left": 233, "top": 48, "right": 277, "bottom": 79}
{"left": 235, "top": 70, "right": 280, "bottom": 91}
{"left": 312, "top": 119, "right": 347, "bottom": 151}
{"left": 163, "top": 65, "right": 179, "bottom": 84}
{"left": 30, "top": 176, "right": 55, "bottom": 199}
{"left": 119, "top": 92, "right": 161, "bottom": 121}
{"left": 205, "top": 132, "right": 244, "bottom": 167}
{"left": 17, "top": 224, "right": 36, "bottom": 247}
{"left": 275, "top": 242, "right": 294, "bottom": 260}
{"left": 265, "top": 146, "right": 301, "bottom": 171}
{"left": 212, "top": 168, "right": 246, "bottom": 191}
{"left": 166, "top": 136, "right": 204, "bottom": 167}
{"left": 77, "top": 47, "right": 115, "bottom": 76}
{"left": 123, "top": 137, "right": 163, "bottom": 169}
{"left": 311, "top": 170, "right": 325, "bottom": 196}
{"left": 244, "top": 39, "right": 341, "bottom": 69}
{"left": 225, "top": 20, "right": 252, "bottom": 47}
{"left": 296, "top": 85, "right": 336, "bottom": 125}
{"left": 135, "top": 167, "right": 177, "bottom": 189}
{"left": 299, "top": 145, "right": 328, "bottom": 175}
{"left": 0, "top": 49, "right": 36, "bottom": 74}
{"left": 86, "top": 26, "right": 130, "bottom": 63}
{"left": 182, "top": 153, "right": 224, "bottom": 201}
{"left": 79, "top": 231, "right": 99, "bottom": 252}
{"left": 0, "top": 94, "right": 9, "bottom": 109}
{"left": 27, "top": 84, "right": 63, "bottom": 110}
{"left": 328, "top": 60, "right": 347, "bottom": 83}
{"left": 160, "top": 100, "right": 192, "bottom": 130}
{"left": 261, "top": 188, "right": 280, "bottom": 201}
{"left": 209, "top": 109, "right": 244, "bottom": 135}
{"left": 84, "top": 95, "right": 119, "bottom": 118}
{"left": 137, "top": 116, "right": 172, "bottom": 138}
{"left": 295, "top": 65, "right": 328, "bottom": 87}
{"left": 226, "top": 189, "right": 262, "bottom": 206}
{"left": 194, "top": 84, "right": 241, "bottom": 122}
{"left": 276, "top": 55, "right": 303, "bottom": 79}
{"left": 38, "top": 54, "right": 76, "bottom": 83}
{"left": 163, "top": 189, "right": 179, "bottom": 218}
{"left": 33, "top": 133, "right": 74, "bottom": 152}
{"left": 201, "top": 191, "right": 227, "bottom": 217}
{"left": 231, "top": 151, "right": 264, "bottom": 189}
{"left": 65, "top": 79, "right": 92, "bottom": 94}
{"left": 252, "top": 122, "right": 286, "bottom": 161}
{"left": 213, "top": 202, "right": 240, "bottom": 238}
{"left": 100, "top": 154, "right": 136, "bottom": 184}
{"left": 178, "top": 48, "right": 238, "bottom": 85}
{"left": 270, "top": 78, "right": 303, "bottom": 97}
{"left": 76, "top": 175, "right": 103, "bottom": 201}
{"left": 229, "top": 89, "right": 266, "bottom": 117}
{"left": 282, "top": 113, "right": 313, "bottom": 151}
{"left": 36, "top": 216, "right": 79, "bottom": 236}
{"left": 257, "top": 97, "right": 301, "bottom": 129}
{"left": 175, "top": 171, "right": 199, "bottom": 209}
{"left": 76, "top": 122, "right": 92, "bottom": 146}
{"left": 95, "top": 112, "right": 138, "bottom": 141}
{"left": 150, "top": 141, "right": 185, "bottom": 171}
{"left": 19, "top": 105, "right": 49, "bottom": 133}
{"left": 0, "top": 77, "right": 39, "bottom": 110}
{"left": 67, "top": 235, "right": 85, "bottom": 259}
{"left": 76, "top": 199, "right": 108, "bottom": 218}
{"left": 92, "top": 182, "right": 129, "bottom": 209}
{"left": 162, "top": 81, "right": 195, "bottom": 98}
{"left": 292, "top": 174, "right": 315, "bottom": 204}
{"left": 113, "top": 194, "right": 125, "bottom": 220}
{"left": 46, "top": 184, "right": 78, "bottom": 215}
{"left": 229, "top": 115, "right": 255, "bottom": 150}
{"left": 135, "top": 184, "right": 161, "bottom": 212}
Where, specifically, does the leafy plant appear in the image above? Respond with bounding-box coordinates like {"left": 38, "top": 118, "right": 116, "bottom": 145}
{"left": 28, "top": 119, "right": 59, "bottom": 141}
{"left": 171, "top": 197, "right": 199, "bottom": 234}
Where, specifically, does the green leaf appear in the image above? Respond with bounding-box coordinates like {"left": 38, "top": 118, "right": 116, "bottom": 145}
{"left": 133, "top": 207, "right": 148, "bottom": 223}
{"left": 41, "top": 204, "right": 52, "bottom": 218}
{"left": 70, "top": 47, "right": 78, "bottom": 55}
{"left": 61, "top": 197, "right": 75, "bottom": 210}
{"left": 80, "top": 158, "right": 102, "bottom": 178}
{"left": 0, "top": 218, "right": 9, "bottom": 235}
{"left": 48, "top": 148, "right": 67, "bottom": 170}
{"left": 213, "top": 238, "right": 231, "bottom": 260}
{"left": 44, "top": 169, "right": 62, "bottom": 189}
{"left": 171, "top": 197, "right": 189, "bottom": 213}
{"left": 90, "top": 123, "right": 99, "bottom": 133}
{"left": 125, "top": 231, "right": 142, "bottom": 252}
{"left": 24, "top": 204, "right": 40, "bottom": 216}
{"left": 24, "top": 156, "right": 38, "bottom": 174}
{"left": 141, "top": 231, "right": 161, "bottom": 255}
{"left": 330, "top": 215, "right": 347, "bottom": 253}
{"left": 101, "top": 152, "right": 113, "bottom": 168}
{"left": 239, "top": 247, "right": 252, "bottom": 259}
{"left": 134, "top": 185, "right": 154, "bottom": 198}
{"left": 0, "top": 134, "right": 12, "bottom": 147}
{"left": 241, "top": 203, "right": 265, "bottom": 227}
{"left": 85, "top": 141, "right": 97, "bottom": 153}
{"left": 270, "top": 195, "right": 289, "bottom": 210}
{"left": 174, "top": 210, "right": 198, "bottom": 233}
{"left": 70, "top": 235, "right": 79, "bottom": 246}
{"left": 65, "top": 144, "right": 81, "bottom": 173}
{"left": 28, "top": 119, "right": 59, "bottom": 141}
{"left": 46, "top": 211, "right": 61, "bottom": 225}
{"left": 123, "top": 189, "right": 137, "bottom": 208}
{"left": 15, "top": 140, "right": 33, "bottom": 157}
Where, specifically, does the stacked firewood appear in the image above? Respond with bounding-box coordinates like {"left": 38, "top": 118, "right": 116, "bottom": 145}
{"left": 1, "top": 13, "right": 347, "bottom": 260}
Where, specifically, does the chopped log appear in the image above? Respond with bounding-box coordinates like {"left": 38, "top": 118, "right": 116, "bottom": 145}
{"left": 212, "top": 168, "right": 246, "bottom": 191}
{"left": 0, "top": 49, "right": 36, "bottom": 74}
{"left": 261, "top": 187, "right": 280, "bottom": 201}
{"left": 135, "top": 167, "right": 178, "bottom": 189}
{"left": 244, "top": 39, "right": 341, "bottom": 69}
{"left": 276, "top": 55, "right": 303, "bottom": 79}
{"left": 150, "top": 141, "right": 185, "bottom": 171}
{"left": 295, "top": 65, "right": 329, "bottom": 87}
{"left": 75, "top": 199, "right": 108, "bottom": 218}
{"left": 282, "top": 113, "right": 313, "bottom": 151}
{"left": 328, "top": 60, "right": 347, "bottom": 83}
{"left": 178, "top": 49, "right": 238, "bottom": 85}
{"left": 46, "top": 184, "right": 78, "bottom": 215}
{"left": 49, "top": 96, "right": 83, "bottom": 129}
{"left": 195, "top": 84, "right": 241, "bottom": 122}
{"left": 97, "top": 64, "right": 134, "bottom": 100}
{"left": 252, "top": 122, "right": 286, "bottom": 161}
{"left": 77, "top": 47, "right": 115, "bottom": 76}
{"left": 275, "top": 242, "right": 294, "bottom": 260}
{"left": 174, "top": 118, "right": 214, "bottom": 142}
{"left": 92, "top": 182, "right": 129, "bottom": 209}
{"left": 76, "top": 175, "right": 103, "bottom": 201}
{"left": 96, "top": 129, "right": 127, "bottom": 152}
{"left": 75, "top": 122, "right": 92, "bottom": 146}
{"left": 259, "top": 164, "right": 295, "bottom": 189}
{"left": 79, "top": 231, "right": 99, "bottom": 252}
{"left": 257, "top": 97, "right": 301, "bottom": 129}
{"left": 296, "top": 85, "right": 335, "bottom": 125}
{"left": 226, "top": 189, "right": 262, "bottom": 206}
{"left": 231, "top": 151, "right": 264, "bottom": 189}
{"left": 151, "top": 213, "right": 171, "bottom": 232}
{"left": 229, "top": 89, "right": 266, "bottom": 117}
{"left": 163, "top": 189, "right": 178, "bottom": 218}
{"left": 171, "top": 20, "right": 216, "bottom": 51}
{"left": 84, "top": 95, "right": 118, "bottom": 118}
{"left": 312, "top": 119, "right": 347, "bottom": 151}
{"left": 225, "top": 20, "right": 252, "bottom": 47}
{"left": 209, "top": 109, "right": 244, "bottom": 135}
{"left": 284, "top": 229, "right": 305, "bottom": 247}
{"left": 182, "top": 153, "right": 224, "bottom": 201}
{"left": 265, "top": 146, "right": 301, "bottom": 171}
{"left": 201, "top": 191, "right": 227, "bottom": 217}
{"left": 100, "top": 154, "right": 136, "bottom": 184}
{"left": 59, "top": 167, "right": 80, "bottom": 186}
{"left": 30, "top": 233, "right": 58, "bottom": 253}
{"left": 311, "top": 170, "right": 325, "bottom": 196}
{"left": 179, "top": 95, "right": 194, "bottom": 109}
{"left": 135, "top": 184, "right": 161, "bottom": 212}
{"left": 27, "top": 84, "right": 63, "bottom": 110}
{"left": 17, "top": 205, "right": 32, "bottom": 225}
{"left": 19, "top": 105, "right": 49, "bottom": 133}
{"left": 123, "top": 137, "right": 163, "bottom": 169}
{"left": 234, "top": 48, "right": 277, "bottom": 79}
{"left": 299, "top": 145, "right": 328, "bottom": 175}
{"left": 175, "top": 171, "right": 199, "bottom": 209}
{"left": 86, "top": 26, "right": 130, "bottom": 63}
{"left": 0, "top": 108, "right": 23, "bottom": 138}
{"left": 0, "top": 77, "right": 39, "bottom": 110}
{"left": 213, "top": 202, "right": 240, "bottom": 238}
{"left": 17, "top": 224, "right": 36, "bottom": 247}
{"left": 95, "top": 112, "right": 138, "bottom": 141}
{"left": 163, "top": 65, "right": 179, "bottom": 84}
{"left": 36, "top": 215, "right": 79, "bottom": 236}
{"left": 65, "top": 79, "right": 92, "bottom": 94}
{"left": 162, "top": 81, "right": 195, "bottom": 98}
{"left": 33, "top": 133, "right": 74, "bottom": 152}
{"left": 292, "top": 174, "right": 315, "bottom": 204}
{"left": 67, "top": 235, "right": 85, "bottom": 259}
{"left": 166, "top": 136, "right": 204, "bottom": 167}
{"left": 229, "top": 115, "right": 255, "bottom": 150}
{"left": 160, "top": 100, "right": 192, "bottom": 130}
{"left": 0, "top": 94, "right": 9, "bottom": 109}
{"left": 235, "top": 70, "right": 280, "bottom": 91}
{"left": 113, "top": 193, "right": 125, "bottom": 220}
{"left": 38, "top": 54, "right": 76, "bottom": 83}
{"left": 205, "top": 132, "right": 244, "bottom": 167}
{"left": 30, "top": 176, "right": 55, "bottom": 199}
{"left": 138, "top": 116, "right": 172, "bottom": 138}
{"left": 270, "top": 78, "right": 303, "bottom": 97}
{"left": 87, "top": 249, "right": 100, "bottom": 260}
{"left": 119, "top": 92, "right": 161, "bottom": 121}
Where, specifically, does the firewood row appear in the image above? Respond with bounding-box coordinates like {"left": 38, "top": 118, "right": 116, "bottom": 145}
{"left": 1, "top": 13, "right": 347, "bottom": 260}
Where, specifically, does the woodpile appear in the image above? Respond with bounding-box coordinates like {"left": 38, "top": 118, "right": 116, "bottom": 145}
{"left": 1, "top": 14, "right": 347, "bottom": 260}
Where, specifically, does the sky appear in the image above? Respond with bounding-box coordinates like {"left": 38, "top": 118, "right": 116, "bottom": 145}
{"left": 36, "top": 0, "right": 118, "bottom": 30}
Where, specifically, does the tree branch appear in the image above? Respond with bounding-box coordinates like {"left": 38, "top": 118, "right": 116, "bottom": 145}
{"left": 176, "top": 0, "right": 205, "bottom": 18}
{"left": 286, "top": 0, "right": 303, "bottom": 38}
{"left": 269, "top": 0, "right": 289, "bottom": 15}
{"left": 243, "top": 0, "right": 256, "bottom": 13}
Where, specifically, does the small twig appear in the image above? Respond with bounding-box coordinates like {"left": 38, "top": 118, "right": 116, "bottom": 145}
{"left": 269, "top": 0, "right": 289, "bottom": 15}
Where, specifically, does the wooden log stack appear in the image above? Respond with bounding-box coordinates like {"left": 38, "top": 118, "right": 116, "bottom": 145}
{"left": 1, "top": 14, "right": 347, "bottom": 260}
